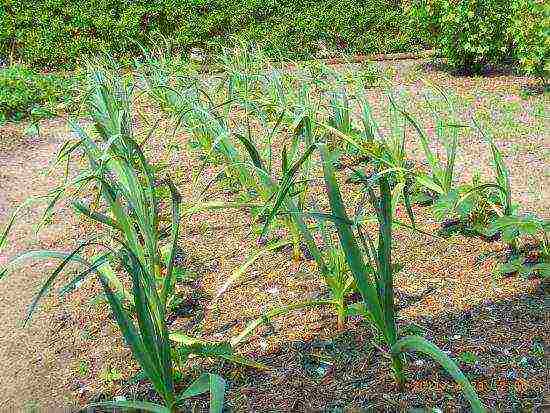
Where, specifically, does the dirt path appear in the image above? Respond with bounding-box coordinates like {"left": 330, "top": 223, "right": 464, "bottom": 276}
{"left": 0, "top": 122, "right": 83, "bottom": 410}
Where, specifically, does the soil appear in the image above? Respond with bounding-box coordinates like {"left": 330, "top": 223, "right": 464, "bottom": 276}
{"left": 0, "top": 59, "right": 548, "bottom": 411}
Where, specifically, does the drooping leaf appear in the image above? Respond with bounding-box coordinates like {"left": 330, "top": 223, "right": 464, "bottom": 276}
{"left": 214, "top": 240, "right": 291, "bottom": 301}
{"left": 392, "top": 335, "right": 485, "bottom": 413}
{"left": 83, "top": 400, "right": 171, "bottom": 413}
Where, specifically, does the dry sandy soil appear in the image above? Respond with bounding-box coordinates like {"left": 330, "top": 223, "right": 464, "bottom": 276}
{"left": 0, "top": 59, "right": 548, "bottom": 411}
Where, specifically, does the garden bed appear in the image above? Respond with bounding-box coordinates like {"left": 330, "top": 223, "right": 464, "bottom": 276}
{"left": 0, "top": 57, "right": 547, "bottom": 411}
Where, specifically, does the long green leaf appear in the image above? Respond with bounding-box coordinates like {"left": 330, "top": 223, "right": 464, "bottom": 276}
{"left": 214, "top": 240, "right": 291, "bottom": 300}
{"left": 83, "top": 400, "right": 171, "bottom": 413}
{"left": 0, "top": 200, "right": 34, "bottom": 252}
{"left": 208, "top": 374, "right": 226, "bottom": 413}
{"left": 72, "top": 201, "right": 121, "bottom": 231}
{"left": 124, "top": 250, "right": 172, "bottom": 398}
{"left": 9, "top": 242, "right": 102, "bottom": 324}
{"left": 179, "top": 373, "right": 226, "bottom": 413}
{"left": 319, "top": 145, "right": 386, "bottom": 334}
{"left": 392, "top": 336, "right": 485, "bottom": 413}
{"left": 377, "top": 176, "right": 397, "bottom": 345}
{"left": 161, "top": 178, "right": 182, "bottom": 306}
{"left": 58, "top": 253, "right": 110, "bottom": 296}
{"left": 234, "top": 132, "right": 264, "bottom": 171}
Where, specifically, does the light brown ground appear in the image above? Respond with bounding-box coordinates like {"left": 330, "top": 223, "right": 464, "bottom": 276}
{"left": 0, "top": 60, "right": 548, "bottom": 411}
{"left": 0, "top": 121, "right": 82, "bottom": 410}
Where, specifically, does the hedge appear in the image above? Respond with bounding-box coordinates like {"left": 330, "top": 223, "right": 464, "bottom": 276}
{"left": 409, "top": 0, "right": 549, "bottom": 79}
{"left": 0, "top": 64, "right": 78, "bottom": 122}
{"left": 0, "top": 0, "right": 422, "bottom": 68}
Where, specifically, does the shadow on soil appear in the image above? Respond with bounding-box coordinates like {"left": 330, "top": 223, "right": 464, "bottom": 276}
{"left": 94, "top": 284, "right": 548, "bottom": 412}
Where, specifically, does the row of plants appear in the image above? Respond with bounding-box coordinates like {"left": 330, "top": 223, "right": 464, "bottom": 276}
{"left": 145, "top": 47, "right": 549, "bottom": 284}
{"left": 1, "top": 49, "right": 547, "bottom": 411}
{"left": 133, "top": 46, "right": 550, "bottom": 409}
{"left": 1, "top": 67, "right": 273, "bottom": 412}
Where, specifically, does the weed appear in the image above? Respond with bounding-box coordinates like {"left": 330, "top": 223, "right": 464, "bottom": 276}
{"left": 77, "top": 360, "right": 90, "bottom": 377}
{"left": 459, "top": 351, "right": 479, "bottom": 366}
{"left": 488, "top": 214, "right": 549, "bottom": 280}
{"left": 99, "top": 366, "right": 123, "bottom": 387}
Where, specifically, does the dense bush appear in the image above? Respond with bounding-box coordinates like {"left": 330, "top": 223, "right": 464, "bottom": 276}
{"left": 0, "top": 0, "right": 419, "bottom": 68}
{"left": 409, "top": 0, "right": 515, "bottom": 73}
{"left": 0, "top": 65, "right": 75, "bottom": 122}
{"left": 509, "top": 0, "right": 549, "bottom": 81}
{"left": 410, "top": 0, "right": 549, "bottom": 77}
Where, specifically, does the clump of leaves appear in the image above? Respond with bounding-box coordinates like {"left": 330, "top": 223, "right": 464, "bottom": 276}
{"left": 487, "top": 214, "right": 549, "bottom": 280}
{"left": 1, "top": 65, "right": 270, "bottom": 412}
{"left": 409, "top": 0, "right": 514, "bottom": 74}
{"left": 433, "top": 173, "right": 502, "bottom": 238}
{"left": 509, "top": 0, "right": 549, "bottom": 84}
{"left": 0, "top": 64, "right": 77, "bottom": 123}
{"left": 433, "top": 122, "right": 515, "bottom": 241}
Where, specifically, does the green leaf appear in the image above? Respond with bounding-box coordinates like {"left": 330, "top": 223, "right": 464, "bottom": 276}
{"left": 179, "top": 374, "right": 209, "bottom": 399}
{"left": 161, "top": 178, "right": 183, "bottom": 306}
{"left": 403, "top": 183, "right": 416, "bottom": 228}
{"left": 0, "top": 247, "right": 98, "bottom": 323}
{"left": 416, "top": 174, "right": 444, "bottom": 196}
{"left": 58, "top": 253, "right": 111, "bottom": 296}
{"left": 24, "top": 123, "right": 40, "bottom": 136}
{"left": 377, "top": 175, "right": 398, "bottom": 345}
{"left": 214, "top": 240, "right": 291, "bottom": 301}
{"left": 234, "top": 132, "right": 264, "bottom": 171}
{"left": 99, "top": 274, "right": 164, "bottom": 397}
{"left": 83, "top": 400, "right": 171, "bottom": 412}
{"left": 392, "top": 336, "right": 485, "bottom": 413}
{"left": 179, "top": 373, "right": 226, "bottom": 413}
{"left": 207, "top": 374, "right": 226, "bottom": 413}
{"left": 72, "top": 201, "right": 121, "bottom": 231}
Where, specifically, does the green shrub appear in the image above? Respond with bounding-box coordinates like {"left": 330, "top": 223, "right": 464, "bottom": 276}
{"left": 510, "top": 0, "right": 549, "bottom": 81}
{"left": 0, "top": 0, "right": 419, "bottom": 68}
{"left": 410, "top": 0, "right": 515, "bottom": 73}
{"left": 0, "top": 64, "right": 74, "bottom": 122}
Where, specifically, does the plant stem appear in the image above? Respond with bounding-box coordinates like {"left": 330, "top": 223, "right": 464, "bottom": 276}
{"left": 336, "top": 301, "right": 346, "bottom": 331}
{"left": 390, "top": 351, "right": 405, "bottom": 386}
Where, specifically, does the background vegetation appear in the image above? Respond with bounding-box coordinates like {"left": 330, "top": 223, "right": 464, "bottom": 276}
{"left": 0, "top": 0, "right": 418, "bottom": 68}
{"left": 0, "top": 64, "right": 79, "bottom": 123}
{"left": 409, "top": 0, "right": 549, "bottom": 78}
{"left": 1, "top": 1, "right": 547, "bottom": 80}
